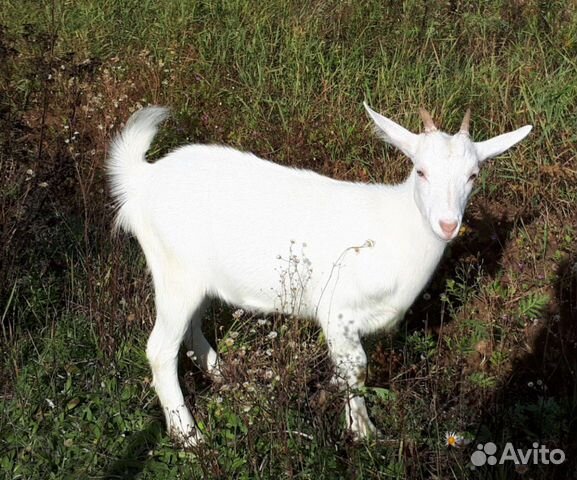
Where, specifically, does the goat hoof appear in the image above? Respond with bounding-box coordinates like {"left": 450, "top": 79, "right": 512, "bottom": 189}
{"left": 349, "top": 417, "right": 378, "bottom": 441}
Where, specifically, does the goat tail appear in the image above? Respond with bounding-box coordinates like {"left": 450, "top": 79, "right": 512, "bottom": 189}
{"left": 107, "top": 106, "right": 169, "bottom": 231}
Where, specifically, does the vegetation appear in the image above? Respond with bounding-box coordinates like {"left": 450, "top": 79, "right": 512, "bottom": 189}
{"left": 1, "top": 1, "right": 575, "bottom": 478}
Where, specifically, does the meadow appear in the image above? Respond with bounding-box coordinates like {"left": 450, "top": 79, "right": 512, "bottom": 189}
{"left": 1, "top": 1, "right": 576, "bottom": 478}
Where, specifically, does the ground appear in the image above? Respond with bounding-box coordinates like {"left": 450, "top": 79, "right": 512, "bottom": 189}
{"left": 0, "top": 1, "right": 576, "bottom": 479}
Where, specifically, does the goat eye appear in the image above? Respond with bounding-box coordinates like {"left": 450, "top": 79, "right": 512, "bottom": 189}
{"left": 468, "top": 173, "right": 478, "bottom": 182}
{"left": 416, "top": 170, "right": 425, "bottom": 178}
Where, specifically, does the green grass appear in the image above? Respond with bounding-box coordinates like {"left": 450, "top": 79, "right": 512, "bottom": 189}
{"left": 1, "top": 0, "right": 576, "bottom": 478}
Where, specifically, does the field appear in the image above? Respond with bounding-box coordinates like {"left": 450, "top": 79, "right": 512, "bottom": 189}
{"left": 1, "top": 1, "right": 576, "bottom": 478}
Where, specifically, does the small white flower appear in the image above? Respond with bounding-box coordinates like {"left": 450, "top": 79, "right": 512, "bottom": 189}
{"left": 445, "top": 431, "right": 463, "bottom": 447}
{"left": 224, "top": 337, "right": 235, "bottom": 347}
{"left": 232, "top": 308, "right": 244, "bottom": 319}
{"left": 242, "top": 382, "right": 256, "bottom": 392}
{"left": 45, "top": 398, "right": 55, "bottom": 409}
{"left": 257, "top": 318, "right": 268, "bottom": 327}
{"left": 267, "top": 331, "right": 278, "bottom": 340}
{"left": 264, "top": 369, "right": 274, "bottom": 380}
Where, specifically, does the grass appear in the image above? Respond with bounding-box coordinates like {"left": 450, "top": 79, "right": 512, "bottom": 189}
{"left": 1, "top": 0, "right": 576, "bottom": 478}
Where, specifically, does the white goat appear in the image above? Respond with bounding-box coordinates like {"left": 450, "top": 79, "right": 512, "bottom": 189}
{"left": 108, "top": 104, "right": 531, "bottom": 446}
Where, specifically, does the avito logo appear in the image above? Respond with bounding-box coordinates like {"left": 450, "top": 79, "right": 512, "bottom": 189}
{"left": 471, "top": 442, "right": 565, "bottom": 467}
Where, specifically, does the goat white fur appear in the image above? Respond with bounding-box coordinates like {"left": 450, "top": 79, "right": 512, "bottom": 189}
{"left": 108, "top": 104, "right": 532, "bottom": 446}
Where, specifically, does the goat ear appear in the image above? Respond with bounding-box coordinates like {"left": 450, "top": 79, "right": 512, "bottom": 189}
{"left": 474, "top": 125, "right": 532, "bottom": 162}
{"left": 363, "top": 102, "right": 419, "bottom": 158}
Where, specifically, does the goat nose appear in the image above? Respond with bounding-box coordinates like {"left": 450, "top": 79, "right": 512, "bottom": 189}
{"left": 439, "top": 220, "right": 458, "bottom": 236}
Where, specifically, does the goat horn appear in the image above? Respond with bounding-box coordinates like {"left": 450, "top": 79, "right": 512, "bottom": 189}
{"left": 419, "top": 108, "right": 437, "bottom": 133}
{"left": 459, "top": 108, "right": 471, "bottom": 134}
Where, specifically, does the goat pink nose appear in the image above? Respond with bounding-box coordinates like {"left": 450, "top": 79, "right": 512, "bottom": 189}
{"left": 439, "top": 220, "right": 458, "bottom": 236}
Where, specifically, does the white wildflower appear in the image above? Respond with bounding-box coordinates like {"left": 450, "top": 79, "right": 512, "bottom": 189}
{"left": 445, "top": 431, "right": 463, "bottom": 448}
